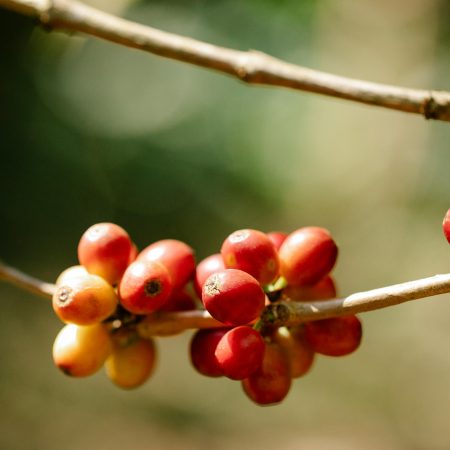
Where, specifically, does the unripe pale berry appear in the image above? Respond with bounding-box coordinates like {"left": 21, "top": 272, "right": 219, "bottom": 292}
{"left": 119, "top": 259, "right": 172, "bottom": 315}
{"left": 202, "top": 269, "right": 265, "bottom": 326}
{"left": 138, "top": 239, "right": 195, "bottom": 291}
{"left": 190, "top": 328, "right": 229, "bottom": 377}
{"left": 221, "top": 229, "right": 279, "bottom": 285}
{"left": 304, "top": 315, "right": 362, "bottom": 357}
{"left": 242, "top": 341, "right": 291, "bottom": 405}
{"left": 52, "top": 323, "right": 112, "bottom": 377}
{"left": 105, "top": 330, "right": 157, "bottom": 389}
{"left": 53, "top": 272, "right": 118, "bottom": 325}
{"left": 56, "top": 265, "right": 88, "bottom": 286}
{"left": 194, "top": 253, "right": 225, "bottom": 298}
{"left": 443, "top": 209, "right": 450, "bottom": 244}
{"left": 215, "top": 326, "right": 265, "bottom": 380}
{"left": 273, "top": 326, "right": 315, "bottom": 378}
{"left": 78, "top": 222, "right": 133, "bottom": 285}
{"left": 279, "top": 226, "right": 338, "bottom": 286}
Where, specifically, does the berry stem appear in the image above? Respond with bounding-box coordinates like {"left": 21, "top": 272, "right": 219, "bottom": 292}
{"left": 1, "top": 261, "right": 450, "bottom": 334}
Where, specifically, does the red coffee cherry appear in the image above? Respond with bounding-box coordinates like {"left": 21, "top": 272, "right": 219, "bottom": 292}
{"left": 119, "top": 259, "right": 172, "bottom": 315}
{"left": 138, "top": 239, "right": 195, "bottom": 291}
{"left": 273, "top": 327, "right": 315, "bottom": 378}
{"left": 202, "top": 269, "right": 265, "bottom": 326}
{"left": 161, "top": 288, "right": 197, "bottom": 312}
{"left": 52, "top": 323, "right": 112, "bottom": 377}
{"left": 279, "top": 226, "right": 338, "bottom": 286}
{"left": 189, "top": 328, "right": 229, "bottom": 377}
{"left": 443, "top": 209, "right": 450, "bottom": 244}
{"left": 105, "top": 330, "right": 157, "bottom": 389}
{"left": 242, "top": 341, "right": 291, "bottom": 405}
{"left": 283, "top": 275, "right": 337, "bottom": 301}
{"left": 215, "top": 326, "right": 265, "bottom": 380}
{"left": 266, "top": 231, "right": 287, "bottom": 251}
{"left": 221, "top": 229, "right": 279, "bottom": 285}
{"left": 304, "top": 315, "right": 362, "bottom": 357}
{"left": 78, "top": 222, "right": 133, "bottom": 285}
{"left": 53, "top": 272, "right": 118, "bottom": 325}
{"left": 193, "top": 253, "right": 225, "bottom": 298}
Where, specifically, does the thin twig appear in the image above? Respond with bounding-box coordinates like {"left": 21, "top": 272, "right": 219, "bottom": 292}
{"left": 1, "top": 260, "right": 449, "bottom": 336}
{"left": 0, "top": 261, "right": 55, "bottom": 299}
{"left": 138, "top": 274, "right": 450, "bottom": 336}
{"left": 0, "top": 0, "right": 449, "bottom": 121}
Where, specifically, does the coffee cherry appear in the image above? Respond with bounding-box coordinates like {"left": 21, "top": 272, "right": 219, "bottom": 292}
{"left": 138, "top": 239, "right": 195, "bottom": 291}
{"left": 279, "top": 227, "right": 338, "bottom": 286}
{"left": 56, "top": 265, "right": 88, "bottom": 286}
{"left": 193, "top": 253, "right": 225, "bottom": 298}
{"left": 242, "top": 341, "right": 291, "bottom": 405}
{"left": 443, "top": 209, "right": 450, "bottom": 244}
{"left": 190, "top": 328, "right": 229, "bottom": 377}
{"left": 215, "top": 326, "right": 265, "bottom": 380}
{"left": 221, "top": 229, "right": 279, "bottom": 285}
{"left": 202, "top": 269, "right": 265, "bottom": 325}
{"left": 128, "top": 243, "right": 139, "bottom": 264}
{"left": 161, "top": 288, "right": 197, "bottom": 312}
{"left": 52, "top": 323, "right": 112, "bottom": 377}
{"left": 283, "top": 275, "right": 337, "bottom": 301}
{"left": 53, "top": 273, "right": 118, "bottom": 325}
{"left": 119, "top": 259, "right": 172, "bottom": 315}
{"left": 78, "top": 222, "right": 133, "bottom": 285}
{"left": 267, "top": 231, "right": 287, "bottom": 251}
{"left": 304, "top": 315, "right": 362, "bottom": 357}
{"left": 105, "top": 330, "right": 156, "bottom": 389}
{"left": 273, "top": 327, "right": 314, "bottom": 378}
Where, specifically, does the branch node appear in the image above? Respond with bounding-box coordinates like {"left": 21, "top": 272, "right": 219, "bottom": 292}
{"left": 421, "top": 91, "right": 442, "bottom": 120}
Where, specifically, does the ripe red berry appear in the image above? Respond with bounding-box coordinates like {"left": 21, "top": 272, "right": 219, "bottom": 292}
{"left": 202, "top": 269, "right": 265, "bottom": 325}
{"left": 189, "top": 328, "right": 229, "bottom": 377}
{"left": 443, "top": 209, "right": 450, "bottom": 244}
{"left": 242, "top": 341, "right": 291, "bottom": 405}
{"left": 119, "top": 259, "right": 172, "bottom": 315}
{"left": 279, "top": 226, "right": 338, "bottom": 286}
{"left": 78, "top": 222, "right": 133, "bottom": 285}
{"left": 221, "top": 229, "right": 279, "bottom": 285}
{"left": 105, "top": 330, "right": 157, "bottom": 389}
{"left": 161, "top": 288, "right": 197, "bottom": 312}
{"left": 52, "top": 323, "right": 112, "bottom": 377}
{"left": 304, "top": 315, "right": 362, "bottom": 357}
{"left": 215, "top": 326, "right": 265, "bottom": 380}
{"left": 138, "top": 239, "right": 195, "bottom": 291}
{"left": 273, "top": 327, "right": 315, "bottom": 378}
{"left": 283, "top": 275, "right": 337, "bottom": 301}
{"left": 52, "top": 272, "right": 118, "bottom": 325}
{"left": 193, "top": 253, "right": 225, "bottom": 298}
{"left": 266, "top": 231, "right": 287, "bottom": 251}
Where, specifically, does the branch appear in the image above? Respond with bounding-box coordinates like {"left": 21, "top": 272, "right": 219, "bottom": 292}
{"left": 1, "top": 260, "right": 449, "bottom": 336}
{"left": 137, "top": 274, "right": 450, "bottom": 336}
{"left": 1, "top": 0, "right": 449, "bottom": 121}
{"left": 0, "top": 261, "right": 55, "bottom": 299}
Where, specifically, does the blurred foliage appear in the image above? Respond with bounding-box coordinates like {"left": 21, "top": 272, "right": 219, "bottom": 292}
{"left": 0, "top": 0, "right": 449, "bottom": 449}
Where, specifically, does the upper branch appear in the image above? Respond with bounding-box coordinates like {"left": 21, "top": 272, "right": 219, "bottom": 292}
{"left": 1, "top": 0, "right": 449, "bottom": 121}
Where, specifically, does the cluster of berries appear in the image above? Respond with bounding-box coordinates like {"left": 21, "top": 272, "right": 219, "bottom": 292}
{"left": 51, "top": 223, "right": 362, "bottom": 405}
{"left": 190, "top": 228, "right": 361, "bottom": 405}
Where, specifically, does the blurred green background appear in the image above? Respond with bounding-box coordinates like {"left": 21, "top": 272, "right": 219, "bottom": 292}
{"left": 0, "top": 0, "right": 449, "bottom": 448}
